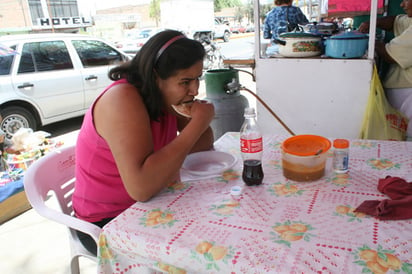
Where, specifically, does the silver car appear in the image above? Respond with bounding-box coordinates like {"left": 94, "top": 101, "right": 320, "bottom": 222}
{"left": 0, "top": 33, "right": 129, "bottom": 141}
{"left": 115, "top": 28, "right": 165, "bottom": 54}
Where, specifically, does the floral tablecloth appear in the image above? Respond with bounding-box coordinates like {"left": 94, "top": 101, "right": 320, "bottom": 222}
{"left": 97, "top": 132, "right": 412, "bottom": 274}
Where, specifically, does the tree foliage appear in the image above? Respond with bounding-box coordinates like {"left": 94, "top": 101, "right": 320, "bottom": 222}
{"left": 149, "top": 0, "right": 272, "bottom": 26}
{"left": 149, "top": 0, "right": 161, "bottom": 26}
{"left": 214, "top": 0, "right": 242, "bottom": 12}
{"left": 214, "top": 0, "right": 273, "bottom": 24}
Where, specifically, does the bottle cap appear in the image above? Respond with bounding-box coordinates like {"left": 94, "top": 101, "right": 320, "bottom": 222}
{"left": 333, "top": 139, "right": 349, "bottom": 149}
{"left": 230, "top": 185, "right": 242, "bottom": 196}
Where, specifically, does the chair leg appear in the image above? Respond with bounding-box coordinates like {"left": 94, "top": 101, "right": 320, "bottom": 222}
{"left": 70, "top": 255, "right": 80, "bottom": 274}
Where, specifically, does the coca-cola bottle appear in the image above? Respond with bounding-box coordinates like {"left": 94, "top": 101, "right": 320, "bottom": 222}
{"left": 240, "top": 107, "right": 264, "bottom": 186}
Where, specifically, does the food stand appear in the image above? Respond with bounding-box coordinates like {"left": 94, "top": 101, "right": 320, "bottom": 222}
{"left": 252, "top": 0, "right": 381, "bottom": 139}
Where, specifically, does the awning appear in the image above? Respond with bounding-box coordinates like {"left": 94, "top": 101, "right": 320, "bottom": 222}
{"left": 328, "top": 0, "right": 385, "bottom": 17}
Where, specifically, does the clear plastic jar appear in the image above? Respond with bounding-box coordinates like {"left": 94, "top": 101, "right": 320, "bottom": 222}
{"left": 333, "top": 139, "right": 349, "bottom": 173}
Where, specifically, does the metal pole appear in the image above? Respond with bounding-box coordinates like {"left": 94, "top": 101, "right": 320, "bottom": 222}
{"left": 367, "top": 0, "right": 378, "bottom": 60}
{"left": 46, "top": 0, "right": 55, "bottom": 33}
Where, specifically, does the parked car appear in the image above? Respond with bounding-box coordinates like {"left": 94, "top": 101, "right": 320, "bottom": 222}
{"left": 245, "top": 24, "right": 256, "bottom": 33}
{"left": 0, "top": 33, "right": 130, "bottom": 142}
{"left": 230, "top": 25, "right": 246, "bottom": 34}
{"left": 213, "top": 18, "right": 231, "bottom": 42}
{"left": 115, "top": 28, "right": 165, "bottom": 54}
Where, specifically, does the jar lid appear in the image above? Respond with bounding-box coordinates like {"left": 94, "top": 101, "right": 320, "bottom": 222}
{"left": 329, "top": 31, "right": 368, "bottom": 40}
{"left": 279, "top": 31, "right": 320, "bottom": 39}
{"left": 281, "top": 135, "right": 331, "bottom": 156}
{"left": 333, "top": 139, "right": 349, "bottom": 149}
{"left": 230, "top": 185, "right": 242, "bottom": 196}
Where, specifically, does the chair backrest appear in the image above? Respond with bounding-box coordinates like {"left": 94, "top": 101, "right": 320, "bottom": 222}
{"left": 24, "top": 145, "right": 100, "bottom": 244}
{"left": 25, "top": 145, "right": 76, "bottom": 214}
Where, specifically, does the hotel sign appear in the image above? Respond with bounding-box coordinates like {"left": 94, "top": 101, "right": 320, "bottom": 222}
{"left": 36, "top": 17, "right": 92, "bottom": 29}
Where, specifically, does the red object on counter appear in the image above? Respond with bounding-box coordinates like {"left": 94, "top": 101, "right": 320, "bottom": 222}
{"left": 328, "top": 0, "right": 385, "bottom": 16}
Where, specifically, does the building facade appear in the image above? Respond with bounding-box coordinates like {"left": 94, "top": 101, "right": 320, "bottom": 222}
{"left": 0, "top": 0, "right": 155, "bottom": 43}
{"left": 0, "top": 0, "right": 90, "bottom": 35}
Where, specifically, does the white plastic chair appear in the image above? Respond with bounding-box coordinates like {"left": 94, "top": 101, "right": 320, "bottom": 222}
{"left": 23, "top": 145, "right": 101, "bottom": 274}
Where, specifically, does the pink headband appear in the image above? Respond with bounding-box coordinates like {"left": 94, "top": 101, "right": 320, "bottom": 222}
{"left": 155, "top": 35, "right": 185, "bottom": 61}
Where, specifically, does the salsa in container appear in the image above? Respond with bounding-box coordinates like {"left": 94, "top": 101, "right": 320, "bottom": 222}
{"left": 281, "top": 135, "right": 331, "bottom": 181}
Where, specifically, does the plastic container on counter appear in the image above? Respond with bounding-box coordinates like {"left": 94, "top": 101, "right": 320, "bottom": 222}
{"left": 333, "top": 139, "right": 349, "bottom": 173}
{"left": 281, "top": 135, "right": 331, "bottom": 182}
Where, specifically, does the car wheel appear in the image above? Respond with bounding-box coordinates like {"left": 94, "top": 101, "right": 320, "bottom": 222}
{"left": 0, "top": 106, "right": 37, "bottom": 143}
{"left": 223, "top": 31, "right": 230, "bottom": 42}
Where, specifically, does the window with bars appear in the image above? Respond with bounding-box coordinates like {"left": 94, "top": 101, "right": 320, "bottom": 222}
{"left": 28, "top": 0, "right": 79, "bottom": 25}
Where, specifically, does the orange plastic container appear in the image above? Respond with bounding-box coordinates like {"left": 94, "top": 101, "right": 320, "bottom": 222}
{"left": 281, "top": 135, "right": 331, "bottom": 181}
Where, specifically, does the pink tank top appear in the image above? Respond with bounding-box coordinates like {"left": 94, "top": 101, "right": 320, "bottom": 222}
{"left": 73, "top": 79, "right": 177, "bottom": 222}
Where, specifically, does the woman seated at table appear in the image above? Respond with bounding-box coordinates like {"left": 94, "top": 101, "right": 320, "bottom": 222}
{"left": 358, "top": 0, "right": 412, "bottom": 139}
{"left": 72, "top": 30, "right": 215, "bottom": 255}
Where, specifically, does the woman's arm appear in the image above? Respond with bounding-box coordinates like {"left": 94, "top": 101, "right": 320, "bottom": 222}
{"left": 263, "top": 14, "right": 272, "bottom": 39}
{"left": 296, "top": 7, "right": 309, "bottom": 24}
{"left": 94, "top": 84, "right": 214, "bottom": 202}
{"left": 375, "top": 40, "right": 396, "bottom": 64}
{"left": 358, "top": 16, "right": 397, "bottom": 33}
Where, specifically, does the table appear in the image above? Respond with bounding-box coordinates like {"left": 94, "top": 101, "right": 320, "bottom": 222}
{"left": 97, "top": 132, "right": 412, "bottom": 274}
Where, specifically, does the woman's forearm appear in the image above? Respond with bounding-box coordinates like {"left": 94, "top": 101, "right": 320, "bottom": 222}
{"left": 376, "top": 16, "right": 397, "bottom": 32}
{"left": 375, "top": 41, "right": 396, "bottom": 64}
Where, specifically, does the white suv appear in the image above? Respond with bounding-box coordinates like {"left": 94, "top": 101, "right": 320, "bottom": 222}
{"left": 214, "top": 18, "right": 231, "bottom": 42}
{"left": 0, "top": 33, "right": 129, "bottom": 141}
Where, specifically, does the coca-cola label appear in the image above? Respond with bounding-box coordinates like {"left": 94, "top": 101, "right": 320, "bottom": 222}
{"left": 240, "top": 138, "right": 263, "bottom": 153}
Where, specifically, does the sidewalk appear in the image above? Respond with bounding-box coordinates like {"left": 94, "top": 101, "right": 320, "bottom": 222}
{"left": 0, "top": 199, "right": 96, "bottom": 274}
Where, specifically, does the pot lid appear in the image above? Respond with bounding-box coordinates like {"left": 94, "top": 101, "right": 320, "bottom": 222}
{"left": 329, "top": 31, "right": 368, "bottom": 40}
{"left": 281, "top": 135, "right": 331, "bottom": 156}
{"left": 280, "top": 31, "right": 320, "bottom": 38}
{"left": 318, "top": 22, "right": 335, "bottom": 26}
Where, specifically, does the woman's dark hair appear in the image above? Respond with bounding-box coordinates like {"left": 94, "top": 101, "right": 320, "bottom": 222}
{"left": 275, "top": 0, "right": 292, "bottom": 5}
{"left": 109, "top": 29, "right": 205, "bottom": 120}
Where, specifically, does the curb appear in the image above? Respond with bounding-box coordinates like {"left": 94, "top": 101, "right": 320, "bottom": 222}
{"left": 214, "top": 32, "right": 254, "bottom": 42}
{"left": 232, "top": 32, "right": 255, "bottom": 39}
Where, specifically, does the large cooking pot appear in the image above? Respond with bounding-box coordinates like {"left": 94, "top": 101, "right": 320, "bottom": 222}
{"left": 274, "top": 30, "right": 322, "bottom": 58}
{"left": 303, "top": 22, "right": 338, "bottom": 35}
{"left": 325, "top": 31, "right": 368, "bottom": 59}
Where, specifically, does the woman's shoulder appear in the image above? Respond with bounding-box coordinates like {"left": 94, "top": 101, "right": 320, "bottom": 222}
{"left": 290, "top": 5, "right": 304, "bottom": 12}
{"left": 394, "top": 14, "right": 412, "bottom": 33}
{"left": 396, "top": 14, "right": 412, "bottom": 25}
{"left": 267, "top": 6, "right": 286, "bottom": 17}
{"left": 99, "top": 79, "right": 142, "bottom": 108}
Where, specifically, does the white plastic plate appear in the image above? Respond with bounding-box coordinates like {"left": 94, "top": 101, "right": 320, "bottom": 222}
{"left": 181, "top": 151, "right": 236, "bottom": 177}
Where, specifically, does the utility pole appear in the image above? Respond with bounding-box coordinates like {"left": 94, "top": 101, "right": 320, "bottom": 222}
{"left": 46, "top": 0, "right": 55, "bottom": 32}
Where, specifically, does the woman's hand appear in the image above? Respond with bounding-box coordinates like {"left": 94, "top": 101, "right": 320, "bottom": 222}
{"left": 186, "top": 100, "right": 215, "bottom": 152}
{"left": 189, "top": 100, "right": 214, "bottom": 128}
{"left": 358, "top": 22, "right": 370, "bottom": 33}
